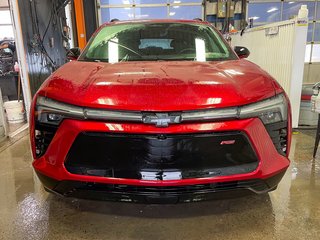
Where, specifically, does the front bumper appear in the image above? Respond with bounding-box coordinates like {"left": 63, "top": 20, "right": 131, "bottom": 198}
{"left": 32, "top": 118, "right": 290, "bottom": 202}
{"left": 36, "top": 170, "right": 286, "bottom": 203}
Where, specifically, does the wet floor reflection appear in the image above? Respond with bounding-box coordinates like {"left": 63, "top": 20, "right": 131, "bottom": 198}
{"left": 0, "top": 131, "right": 319, "bottom": 240}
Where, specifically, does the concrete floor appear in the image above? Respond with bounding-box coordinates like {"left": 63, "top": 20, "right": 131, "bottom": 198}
{"left": 0, "top": 130, "right": 319, "bottom": 240}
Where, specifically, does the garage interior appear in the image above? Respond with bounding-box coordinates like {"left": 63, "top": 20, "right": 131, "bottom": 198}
{"left": 0, "top": 0, "right": 319, "bottom": 239}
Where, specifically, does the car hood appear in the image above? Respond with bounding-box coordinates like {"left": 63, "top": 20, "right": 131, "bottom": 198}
{"left": 38, "top": 60, "right": 277, "bottom": 111}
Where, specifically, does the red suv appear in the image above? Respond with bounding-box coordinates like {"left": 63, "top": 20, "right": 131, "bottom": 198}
{"left": 30, "top": 20, "right": 291, "bottom": 203}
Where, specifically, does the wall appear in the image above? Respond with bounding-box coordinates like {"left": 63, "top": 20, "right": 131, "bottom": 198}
{"left": 17, "top": 0, "right": 68, "bottom": 96}
{"left": 304, "top": 63, "right": 320, "bottom": 84}
{"left": 0, "top": 0, "right": 8, "bottom": 7}
{"left": 83, "top": 0, "right": 98, "bottom": 41}
{"left": 205, "top": 0, "right": 246, "bottom": 31}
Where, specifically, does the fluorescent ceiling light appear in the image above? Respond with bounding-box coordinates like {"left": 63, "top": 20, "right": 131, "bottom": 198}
{"left": 250, "top": 16, "right": 260, "bottom": 20}
{"left": 173, "top": 6, "right": 180, "bottom": 8}
{"left": 136, "top": 14, "right": 149, "bottom": 18}
{"left": 169, "top": 12, "right": 176, "bottom": 16}
{"left": 173, "top": 0, "right": 181, "bottom": 3}
{"left": 122, "top": 0, "right": 130, "bottom": 4}
{"left": 267, "top": 7, "right": 278, "bottom": 13}
{"left": 288, "top": 1, "right": 294, "bottom": 4}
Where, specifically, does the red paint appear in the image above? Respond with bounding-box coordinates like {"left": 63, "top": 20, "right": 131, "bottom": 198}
{"left": 38, "top": 60, "right": 277, "bottom": 111}
{"left": 301, "top": 95, "right": 311, "bottom": 101}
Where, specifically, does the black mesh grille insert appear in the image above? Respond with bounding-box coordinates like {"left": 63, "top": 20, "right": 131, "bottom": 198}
{"left": 65, "top": 131, "right": 259, "bottom": 180}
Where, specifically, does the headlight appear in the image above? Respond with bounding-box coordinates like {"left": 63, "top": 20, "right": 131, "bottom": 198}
{"left": 239, "top": 94, "right": 288, "bottom": 124}
{"left": 182, "top": 94, "right": 287, "bottom": 124}
{"left": 35, "top": 96, "right": 142, "bottom": 126}
{"left": 35, "top": 93, "right": 288, "bottom": 127}
{"left": 36, "top": 96, "right": 84, "bottom": 126}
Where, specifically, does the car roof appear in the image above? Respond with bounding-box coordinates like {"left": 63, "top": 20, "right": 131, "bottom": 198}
{"left": 101, "top": 19, "right": 212, "bottom": 27}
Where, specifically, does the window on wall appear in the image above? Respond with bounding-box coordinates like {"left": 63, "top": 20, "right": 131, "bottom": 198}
{"left": 0, "top": 10, "right": 14, "bottom": 40}
{"left": 282, "top": 1, "right": 315, "bottom": 20}
{"left": 248, "top": 0, "right": 320, "bottom": 63}
{"left": 136, "top": 0, "right": 167, "bottom": 3}
{"left": 98, "top": 0, "right": 204, "bottom": 23}
{"left": 248, "top": 2, "right": 282, "bottom": 24}
{"left": 312, "top": 44, "right": 320, "bottom": 61}
{"left": 169, "top": 5, "right": 203, "bottom": 19}
{"left": 135, "top": 7, "right": 168, "bottom": 19}
{"left": 315, "top": 22, "right": 320, "bottom": 41}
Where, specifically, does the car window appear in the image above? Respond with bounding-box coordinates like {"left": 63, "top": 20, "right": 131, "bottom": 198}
{"left": 80, "top": 22, "right": 237, "bottom": 63}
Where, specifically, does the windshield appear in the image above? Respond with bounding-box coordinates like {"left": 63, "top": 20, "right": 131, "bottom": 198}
{"left": 79, "top": 22, "right": 237, "bottom": 63}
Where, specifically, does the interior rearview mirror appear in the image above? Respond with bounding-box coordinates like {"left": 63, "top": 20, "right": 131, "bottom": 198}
{"left": 234, "top": 46, "right": 250, "bottom": 59}
{"left": 67, "top": 47, "right": 81, "bottom": 61}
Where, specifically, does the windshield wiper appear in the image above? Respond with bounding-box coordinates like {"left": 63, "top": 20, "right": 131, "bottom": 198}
{"left": 107, "top": 39, "right": 143, "bottom": 59}
{"left": 80, "top": 57, "right": 109, "bottom": 62}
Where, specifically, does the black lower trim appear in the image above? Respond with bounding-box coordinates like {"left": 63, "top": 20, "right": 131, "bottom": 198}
{"left": 265, "top": 121, "right": 288, "bottom": 156}
{"left": 36, "top": 170, "right": 286, "bottom": 204}
{"left": 34, "top": 123, "right": 58, "bottom": 158}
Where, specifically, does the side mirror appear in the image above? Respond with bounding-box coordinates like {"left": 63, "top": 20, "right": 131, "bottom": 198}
{"left": 67, "top": 47, "right": 81, "bottom": 61}
{"left": 234, "top": 46, "right": 250, "bottom": 59}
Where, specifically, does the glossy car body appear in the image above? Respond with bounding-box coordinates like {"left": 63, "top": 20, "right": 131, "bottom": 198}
{"left": 30, "top": 19, "right": 291, "bottom": 203}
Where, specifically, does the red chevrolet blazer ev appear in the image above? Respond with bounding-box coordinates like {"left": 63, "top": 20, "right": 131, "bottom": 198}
{"left": 30, "top": 19, "right": 291, "bottom": 203}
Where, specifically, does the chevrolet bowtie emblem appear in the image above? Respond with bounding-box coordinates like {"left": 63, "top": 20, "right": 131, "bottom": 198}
{"left": 142, "top": 113, "right": 182, "bottom": 127}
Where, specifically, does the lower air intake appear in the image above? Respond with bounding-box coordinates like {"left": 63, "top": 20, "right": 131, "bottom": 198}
{"left": 65, "top": 131, "right": 259, "bottom": 180}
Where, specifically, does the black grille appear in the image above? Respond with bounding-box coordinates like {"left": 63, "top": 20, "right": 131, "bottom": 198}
{"left": 65, "top": 131, "right": 259, "bottom": 180}
{"left": 35, "top": 123, "right": 58, "bottom": 158}
{"left": 265, "top": 121, "right": 288, "bottom": 156}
